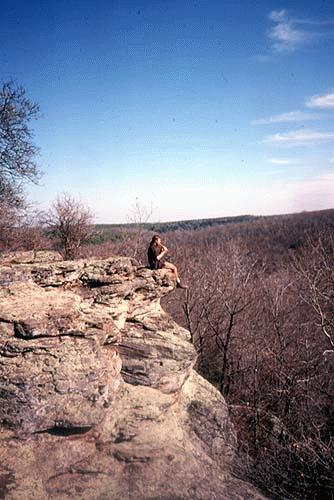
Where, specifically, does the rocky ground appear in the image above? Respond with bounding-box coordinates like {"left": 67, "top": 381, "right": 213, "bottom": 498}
{"left": 0, "top": 251, "right": 265, "bottom": 499}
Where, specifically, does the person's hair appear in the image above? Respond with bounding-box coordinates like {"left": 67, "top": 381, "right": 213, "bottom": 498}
{"left": 151, "top": 234, "right": 161, "bottom": 245}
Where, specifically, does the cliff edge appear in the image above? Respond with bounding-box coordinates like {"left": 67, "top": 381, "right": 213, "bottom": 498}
{"left": 0, "top": 251, "right": 264, "bottom": 499}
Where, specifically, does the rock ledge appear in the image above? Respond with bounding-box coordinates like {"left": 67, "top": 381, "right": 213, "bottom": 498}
{"left": 0, "top": 252, "right": 264, "bottom": 499}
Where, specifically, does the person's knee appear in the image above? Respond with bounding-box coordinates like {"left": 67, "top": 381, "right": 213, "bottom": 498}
{"left": 164, "top": 262, "right": 177, "bottom": 273}
{"left": 170, "top": 263, "right": 177, "bottom": 272}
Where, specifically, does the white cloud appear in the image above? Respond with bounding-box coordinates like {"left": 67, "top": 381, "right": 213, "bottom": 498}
{"left": 264, "top": 129, "right": 334, "bottom": 146}
{"left": 268, "top": 10, "right": 312, "bottom": 52}
{"left": 269, "top": 10, "right": 287, "bottom": 23}
{"left": 269, "top": 158, "right": 299, "bottom": 165}
{"left": 267, "top": 9, "right": 333, "bottom": 53}
{"left": 330, "top": 157, "right": 334, "bottom": 163}
{"left": 306, "top": 93, "right": 334, "bottom": 109}
{"left": 270, "top": 23, "right": 308, "bottom": 51}
{"left": 253, "top": 110, "right": 321, "bottom": 125}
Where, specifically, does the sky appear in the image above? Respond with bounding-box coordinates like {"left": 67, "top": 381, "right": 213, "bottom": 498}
{"left": 1, "top": 0, "right": 334, "bottom": 222}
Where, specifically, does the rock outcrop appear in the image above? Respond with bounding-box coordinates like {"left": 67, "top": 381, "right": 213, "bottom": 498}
{"left": 0, "top": 251, "right": 264, "bottom": 499}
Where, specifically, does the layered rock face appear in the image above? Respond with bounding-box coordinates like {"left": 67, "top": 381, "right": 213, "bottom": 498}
{"left": 0, "top": 251, "right": 264, "bottom": 499}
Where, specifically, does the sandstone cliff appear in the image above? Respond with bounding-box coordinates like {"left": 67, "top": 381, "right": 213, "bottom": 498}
{"left": 0, "top": 251, "right": 264, "bottom": 500}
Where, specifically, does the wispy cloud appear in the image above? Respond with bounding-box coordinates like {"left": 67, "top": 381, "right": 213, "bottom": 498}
{"left": 269, "top": 10, "right": 287, "bottom": 23}
{"left": 306, "top": 92, "right": 334, "bottom": 109}
{"left": 269, "top": 158, "right": 300, "bottom": 165}
{"left": 267, "top": 9, "right": 334, "bottom": 53}
{"left": 253, "top": 110, "right": 321, "bottom": 125}
{"left": 268, "top": 9, "right": 312, "bottom": 52}
{"left": 264, "top": 129, "right": 334, "bottom": 146}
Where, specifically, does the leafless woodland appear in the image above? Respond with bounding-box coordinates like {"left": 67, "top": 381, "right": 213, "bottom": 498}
{"left": 83, "top": 210, "right": 334, "bottom": 499}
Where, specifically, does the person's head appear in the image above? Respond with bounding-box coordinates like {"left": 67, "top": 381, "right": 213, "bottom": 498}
{"left": 151, "top": 234, "right": 161, "bottom": 246}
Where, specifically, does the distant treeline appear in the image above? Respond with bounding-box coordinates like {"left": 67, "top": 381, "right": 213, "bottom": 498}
{"left": 94, "top": 209, "right": 334, "bottom": 243}
{"left": 95, "top": 214, "right": 257, "bottom": 241}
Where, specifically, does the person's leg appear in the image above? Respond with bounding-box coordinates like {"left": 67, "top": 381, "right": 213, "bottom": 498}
{"left": 163, "top": 261, "right": 187, "bottom": 288}
{"left": 163, "top": 261, "right": 180, "bottom": 281}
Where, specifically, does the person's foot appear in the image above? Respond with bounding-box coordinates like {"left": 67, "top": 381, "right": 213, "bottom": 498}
{"left": 176, "top": 281, "right": 188, "bottom": 289}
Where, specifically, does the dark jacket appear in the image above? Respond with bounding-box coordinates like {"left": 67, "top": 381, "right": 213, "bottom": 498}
{"left": 148, "top": 243, "right": 164, "bottom": 270}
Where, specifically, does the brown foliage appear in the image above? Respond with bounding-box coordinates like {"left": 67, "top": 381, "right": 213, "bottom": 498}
{"left": 0, "top": 202, "right": 48, "bottom": 253}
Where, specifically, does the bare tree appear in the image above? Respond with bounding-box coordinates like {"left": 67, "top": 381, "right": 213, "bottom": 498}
{"left": 0, "top": 81, "right": 41, "bottom": 251}
{"left": 127, "top": 198, "right": 153, "bottom": 260}
{"left": 294, "top": 233, "right": 334, "bottom": 355}
{"left": 0, "top": 81, "right": 40, "bottom": 207}
{"left": 182, "top": 239, "right": 257, "bottom": 396}
{"left": 41, "top": 194, "right": 94, "bottom": 260}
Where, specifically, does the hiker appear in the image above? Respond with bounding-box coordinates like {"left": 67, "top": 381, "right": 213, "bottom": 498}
{"left": 147, "top": 235, "right": 187, "bottom": 289}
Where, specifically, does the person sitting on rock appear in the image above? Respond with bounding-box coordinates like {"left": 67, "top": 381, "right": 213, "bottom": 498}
{"left": 147, "top": 235, "right": 187, "bottom": 289}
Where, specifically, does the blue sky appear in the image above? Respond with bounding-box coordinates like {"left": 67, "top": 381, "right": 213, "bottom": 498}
{"left": 1, "top": 0, "right": 334, "bottom": 222}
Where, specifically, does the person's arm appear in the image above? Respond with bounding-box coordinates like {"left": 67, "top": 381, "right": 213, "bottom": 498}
{"left": 156, "top": 245, "right": 168, "bottom": 260}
